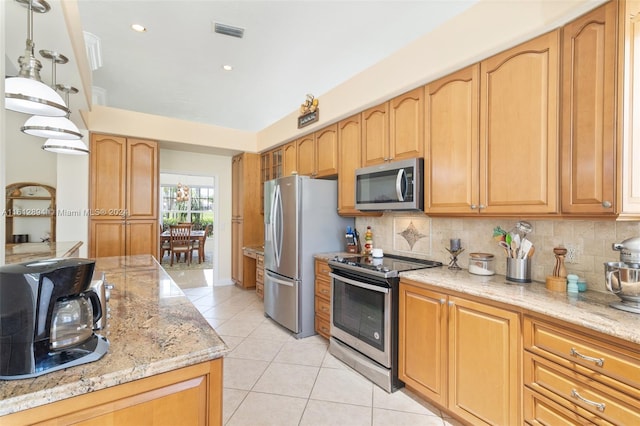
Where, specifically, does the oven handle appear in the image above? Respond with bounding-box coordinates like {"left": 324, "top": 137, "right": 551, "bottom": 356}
{"left": 330, "top": 272, "right": 389, "bottom": 294}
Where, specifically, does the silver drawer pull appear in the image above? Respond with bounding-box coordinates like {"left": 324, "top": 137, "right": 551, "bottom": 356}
{"left": 570, "top": 347, "right": 604, "bottom": 367}
{"left": 571, "top": 389, "right": 606, "bottom": 412}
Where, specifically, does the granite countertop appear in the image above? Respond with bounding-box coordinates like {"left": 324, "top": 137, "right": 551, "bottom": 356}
{"left": 0, "top": 254, "right": 229, "bottom": 416}
{"left": 5, "top": 241, "right": 83, "bottom": 264}
{"left": 243, "top": 245, "right": 264, "bottom": 256}
{"left": 401, "top": 267, "right": 640, "bottom": 346}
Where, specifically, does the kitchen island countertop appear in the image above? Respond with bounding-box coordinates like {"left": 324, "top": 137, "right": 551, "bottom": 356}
{"left": 0, "top": 254, "right": 229, "bottom": 416}
{"left": 401, "top": 267, "right": 640, "bottom": 346}
{"left": 4, "top": 241, "right": 83, "bottom": 264}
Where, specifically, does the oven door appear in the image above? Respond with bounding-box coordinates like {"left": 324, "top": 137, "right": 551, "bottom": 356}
{"left": 330, "top": 271, "right": 391, "bottom": 367}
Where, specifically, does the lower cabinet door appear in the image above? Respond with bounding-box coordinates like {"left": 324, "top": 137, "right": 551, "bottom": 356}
{"left": 447, "top": 296, "right": 521, "bottom": 426}
{"left": 398, "top": 282, "right": 448, "bottom": 407}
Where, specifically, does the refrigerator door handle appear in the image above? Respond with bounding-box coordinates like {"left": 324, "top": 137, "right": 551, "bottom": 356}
{"left": 271, "top": 183, "right": 283, "bottom": 267}
{"left": 266, "top": 270, "right": 295, "bottom": 287}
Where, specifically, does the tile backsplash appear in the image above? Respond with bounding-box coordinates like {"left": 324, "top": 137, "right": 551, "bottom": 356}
{"left": 355, "top": 213, "right": 640, "bottom": 293}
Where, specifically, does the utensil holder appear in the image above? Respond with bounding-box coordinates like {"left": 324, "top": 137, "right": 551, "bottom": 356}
{"left": 506, "top": 258, "right": 531, "bottom": 283}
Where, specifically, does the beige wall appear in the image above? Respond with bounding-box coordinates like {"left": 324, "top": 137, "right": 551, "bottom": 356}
{"left": 256, "top": 0, "right": 607, "bottom": 150}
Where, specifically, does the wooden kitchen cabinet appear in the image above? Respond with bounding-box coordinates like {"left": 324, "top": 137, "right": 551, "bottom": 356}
{"left": 296, "top": 134, "right": 316, "bottom": 177}
{"left": 295, "top": 125, "right": 339, "bottom": 178}
{"left": 337, "top": 114, "right": 362, "bottom": 216}
{"left": 89, "top": 134, "right": 158, "bottom": 258}
{"left": 314, "top": 258, "right": 332, "bottom": 339}
{"left": 1, "top": 359, "right": 223, "bottom": 426}
{"left": 282, "top": 141, "right": 297, "bottom": 177}
{"left": 479, "top": 30, "right": 560, "bottom": 215}
{"left": 337, "top": 114, "right": 380, "bottom": 217}
{"left": 523, "top": 315, "right": 640, "bottom": 425}
{"left": 561, "top": 1, "right": 618, "bottom": 216}
{"left": 361, "top": 102, "right": 390, "bottom": 166}
{"left": 389, "top": 87, "right": 424, "bottom": 163}
{"left": 425, "top": 65, "right": 480, "bottom": 214}
{"left": 231, "top": 153, "right": 262, "bottom": 288}
{"left": 260, "top": 147, "right": 283, "bottom": 215}
{"left": 314, "top": 124, "right": 339, "bottom": 177}
{"left": 399, "top": 279, "right": 521, "bottom": 425}
{"left": 362, "top": 88, "right": 424, "bottom": 167}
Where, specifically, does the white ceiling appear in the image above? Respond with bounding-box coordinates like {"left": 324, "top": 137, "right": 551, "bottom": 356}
{"left": 70, "top": 0, "right": 479, "bottom": 132}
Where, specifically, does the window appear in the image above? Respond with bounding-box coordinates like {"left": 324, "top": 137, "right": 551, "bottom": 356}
{"left": 161, "top": 184, "right": 214, "bottom": 235}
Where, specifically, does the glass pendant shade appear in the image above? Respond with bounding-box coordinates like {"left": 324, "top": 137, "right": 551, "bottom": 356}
{"left": 5, "top": 0, "right": 70, "bottom": 117}
{"left": 5, "top": 76, "right": 69, "bottom": 117}
{"left": 21, "top": 115, "right": 82, "bottom": 140}
{"left": 42, "top": 138, "right": 89, "bottom": 155}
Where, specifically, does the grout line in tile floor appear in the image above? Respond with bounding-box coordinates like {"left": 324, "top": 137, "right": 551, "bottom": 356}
{"left": 169, "top": 269, "right": 462, "bottom": 426}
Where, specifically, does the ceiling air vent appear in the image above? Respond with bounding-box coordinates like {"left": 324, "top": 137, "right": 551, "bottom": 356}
{"left": 214, "top": 22, "right": 244, "bottom": 39}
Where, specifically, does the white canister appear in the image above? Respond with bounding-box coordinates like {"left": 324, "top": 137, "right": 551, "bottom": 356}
{"left": 468, "top": 253, "right": 495, "bottom": 276}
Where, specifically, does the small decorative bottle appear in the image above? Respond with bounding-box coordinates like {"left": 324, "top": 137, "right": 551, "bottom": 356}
{"left": 364, "top": 226, "right": 373, "bottom": 255}
{"left": 567, "top": 274, "right": 579, "bottom": 294}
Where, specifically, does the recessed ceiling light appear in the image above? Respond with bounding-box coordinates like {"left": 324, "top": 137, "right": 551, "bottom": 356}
{"left": 131, "top": 24, "right": 147, "bottom": 33}
{"left": 222, "top": 65, "right": 233, "bottom": 71}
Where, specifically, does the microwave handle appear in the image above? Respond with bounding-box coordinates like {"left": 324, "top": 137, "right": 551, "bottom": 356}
{"left": 396, "top": 169, "right": 407, "bottom": 202}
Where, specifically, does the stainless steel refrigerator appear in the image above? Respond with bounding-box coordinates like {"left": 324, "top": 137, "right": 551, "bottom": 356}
{"left": 264, "top": 175, "right": 354, "bottom": 338}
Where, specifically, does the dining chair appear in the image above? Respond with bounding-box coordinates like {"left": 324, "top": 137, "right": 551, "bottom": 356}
{"left": 191, "top": 224, "right": 212, "bottom": 264}
{"left": 160, "top": 224, "right": 171, "bottom": 260}
{"left": 169, "top": 224, "right": 194, "bottom": 266}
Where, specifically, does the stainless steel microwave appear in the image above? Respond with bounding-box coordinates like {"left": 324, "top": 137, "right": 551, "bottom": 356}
{"left": 355, "top": 158, "right": 424, "bottom": 211}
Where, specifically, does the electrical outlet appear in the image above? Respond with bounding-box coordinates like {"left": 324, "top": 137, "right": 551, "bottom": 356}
{"left": 565, "top": 245, "right": 578, "bottom": 264}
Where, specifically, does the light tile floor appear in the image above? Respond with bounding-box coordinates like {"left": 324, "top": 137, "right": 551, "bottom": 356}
{"left": 167, "top": 269, "right": 463, "bottom": 426}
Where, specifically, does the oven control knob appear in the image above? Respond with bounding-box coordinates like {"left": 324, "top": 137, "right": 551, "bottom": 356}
{"left": 382, "top": 267, "right": 390, "bottom": 272}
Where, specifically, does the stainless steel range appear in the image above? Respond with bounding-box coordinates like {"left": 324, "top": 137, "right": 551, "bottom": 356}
{"left": 328, "top": 254, "right": 442, "bottom": 392}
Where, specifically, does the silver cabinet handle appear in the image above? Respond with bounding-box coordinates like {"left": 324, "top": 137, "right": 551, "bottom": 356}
{"left": 439, "top": 298, "right": 446, "bottom": 305}
{"left": 570, "top": 348, "right": 604, "bottom": 367}
{"left": 571, "top": 389, "right": 605, "bottom": 412}
{"left": 479, "top": 204, "right": 486, "bottom": 209}
{"left": 602, "top": 200, "right": 612, "bottom": 208}
{"left": 470, "top": 204, "right": 477, "bottom": 210}
{"left": 448, "top": 301, "right": 454, "bottom": 307}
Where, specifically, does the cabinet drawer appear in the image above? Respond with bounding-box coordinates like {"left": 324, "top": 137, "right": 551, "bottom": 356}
{"left": 315, "top": 259, "right": 332, "bottom": 277}
{"left": 315, "top": 315, "right": 330, "bottom": 339}
{"left": 257, "top": 254, "right": 264, "bottom": 268}
{"left": 524, "top": 388, "right": 614, "bottom": 425}
{"left": 524, "top": 316, "right": 640, "bottom": 396}
{"left": 315, "top": 275, "right": 331, "bottom": 299}
{"left": 256, "top": 267, "right": 264, "bottom": 284}
{"left": 315, "top": 296, "right": 331, "bottom": 320}
{"left": 525, "top": 353, "right": 640, "bottom": 425}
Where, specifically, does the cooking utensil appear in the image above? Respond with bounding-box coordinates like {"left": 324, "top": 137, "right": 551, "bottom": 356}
{"left": 519, "top": 239, "right": 533, "bottom": 259}
{"left": 498, "top": 241, "right": 511, "bottom": 257}
{"left": 527, "top": 245, "right": 535, "bottom": 258}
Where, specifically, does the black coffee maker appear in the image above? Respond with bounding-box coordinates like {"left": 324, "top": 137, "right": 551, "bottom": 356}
{"left": 0, "top": 258, "right": 109, "bottom": 380}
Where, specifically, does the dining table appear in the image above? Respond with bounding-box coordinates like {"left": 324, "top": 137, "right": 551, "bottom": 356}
{"left": 160, "top": 229, "right": 206, "bottom": 263}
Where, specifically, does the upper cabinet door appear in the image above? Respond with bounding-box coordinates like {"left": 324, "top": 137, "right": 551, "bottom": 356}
{"left": 425, "top": 65, "right": 480, "bottom": 214}
{"left": 315, "top": 124, "right": 339, "bottom": 178}
{"left": 126, "top": 138, "right": 158, "bottom": 220}
{"left": 90, "top": 134, "right": 127, "bottom": 215}
{"left": 390, "top": 87, "right": 424, "bottom": 162}
{"left": 283, "top": 141, "right": 297, "bottom": 177}
{"left": 479, "top": 30, "right": 560, "bottom": 215}
{"left": 561, "top": 1, "right": 617, "bottom": 216}
{"left": 338, "top": 115, "right": 361, "bottom": 215}
{"left": 362, "top": 102, "right": 390, "bottom": 166}
{"left": 296, "top": 134, "right": 316, "bottom": 177}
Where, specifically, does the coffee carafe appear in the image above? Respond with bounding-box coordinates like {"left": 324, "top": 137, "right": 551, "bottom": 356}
{"left": 0, "top": 258, "right": 110, "bottom": 380}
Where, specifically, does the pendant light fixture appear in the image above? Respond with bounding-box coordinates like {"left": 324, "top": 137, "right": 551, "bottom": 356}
{"left": 42, "top": 84, "right": 89, "bottom": 155}
{"left": 5, "top": 0, "right": 69, "bottom": 117}
{"left": 21, "top": 50, "right": 82, "bottom": 140}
